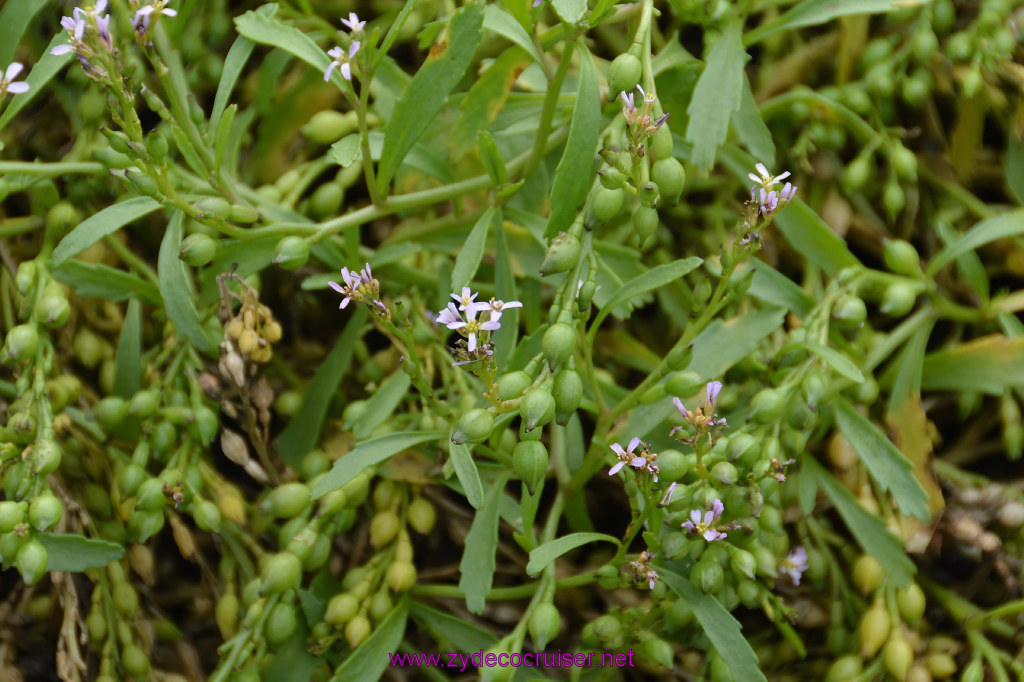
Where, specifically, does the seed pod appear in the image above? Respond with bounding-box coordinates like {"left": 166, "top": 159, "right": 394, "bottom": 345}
{"left": 302, "top": 110, "right": 356, "bottom": 144}
{"left": 589, "top": 186, "right": 627, "bottom": 225}
{"left": 593, "top": 614, "right": 622, "bottom": 644}
{"left": 597, "top": 168, "right": 629, "bottom": 191}
{"left": 326, "top": 593, "right": 360, "bottom": 626}
{"left": 513, "top": 441, "right": 548, "bottom": 495}
{"left": 858, "top": 604, "right": 891, "bottom": 658}
{"left": 883, "top": 636, "right": 914, "bottom": 681}
{"left": 749, "top": 388, "right": 785, "bottom": 423}
{"left": 730, "top": 549, "right": 757, "bottom": 580}
{"left": 15, "top": 261, "right": 37, "bottom": 296}
{"left": 608, "top": 53, "right": 642, "bottom": 96}
{"left": 261, "top": 552, "right": 303, "bottom": 595}
{"left": 5, "top": 324, "right": 39, "bottom": 361}
{"left": 15, "top": 540, "right": 47, "bottom": 585}
{"left": 193, "top": 499, "right": 222, "bottom": 533}
{"left": 924, "top": 653, "right": 956, "bottom": 678}
{"left": 35, "top": 289, "right": 71, "bottom": 328}
{"left": 711, "top": 461, "right": 737, "bottom": 486}
{"left": 179, "top": 233, "right": 217, "bottom": 267}
{"left": 526, "top": 602, "right": 561, "bottom": 650}
{"left": 0, "top": 501, "right": 26, "bottom": 534}
{"left": 542, "top": 322, "right": 575, "bottom": 370}
{"left": 265, "top": 602, "right": 298, "bottom": 646}
{"left": 882, "top": 239, "right": 921, "bottom": 277}
{"left": 638, "top": 181, "right": 659, "bottom": 208}
{"left": 691, "top": 558, "right": 724, "bottom": 594}
{"left": 94, "top": 396, "right": 129, "bottom": 429}
{"left": 520, "top": 387, "right": 556, "bottom": 432}
{"left": 128, "top": 389, "right": 160, "bottom": 419}
{"left": 897, "top": 582, "right": 926, "bottom": 628}
{"left": 632, "top": 205, "right": 659, "bottom": 243}
{"left": 651, "top": 157, "right": 685, "bottom": 206}
{"left": 832, "top": 293, "right": 867, "bottom": 327}
{"left": 891, "top": 145, "right": 918, "bottom": 181}
{"left": 665, "top": 599, "right": 694, "bottom": 633}
{"left": 843, "top": 155, "right": 872, "bottom": 194}
{"left": 640, "top": 637, "right": 674, "bottom": 669}
{"left": 32, "top": 439, "right": 62, "bottom": 476}
{"left": 369, "top": 510, "right": 400, "bottom": 547}
{"left": 656, "top": 449, "right": 687, "bottom": 483}
{"left": 385, "top": 560, "right": 417, "bottom": 592}
{"left": 825, "top": 655, "right": 864, "bottom": 682}
{"left": 552, "top": 369, "right": 582, "bottom": 425}
{"left": 539, "top": 231, "right": 581, "bottom": 276}
{"left": 345, "top": 613, "right": 372, "bottom": 648}
{"left": 852, "top": 554, "right": 885, "bottom": 595}
{"left": 29, "top": 493, "right": 63, "bottom": 531}
{"left": 451, "top": 408, "right": 494, "bottom": 445}
{"left": 216, "top": 593, "right": 239, "bottom": 639}
{"left": 273, "top": 236, "right": 311, "bottom": 270}
{"left": 310, "top": 183, "right": 344, "bottom": 220}
{"left": 883, "top": 180, "right": 906, "bottom": 219}
{"left": 190, "top": 405, "right": 220, "bottom": 445}
{"left": 147, "top": 130, "right": 169, "bottom": 162}
{"left": 496, "top": 371, "right": 532, "bottom": 401}
{"left": 407, "top": 497, "right": 436, "bottom": 534}
{"left": 264, "top": 483, "right": 311, "bottom": 519}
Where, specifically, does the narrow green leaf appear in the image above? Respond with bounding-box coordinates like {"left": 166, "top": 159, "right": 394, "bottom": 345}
{"left": 773, "top": 198, "right": 860, "bottom": 276}
{"left": 213, "top": 104, "right": 236, "bottom": 171}
{"left": 409, "top": 601, "right": 497, "bottom": 653}
{"left": 328, "top": 134, "right": 362, "bottom": 167}
{"left": 1007, "top": 135, "right": 1024, "bottom": 206}
{"left": 936, "top": 220, "right": 988, "bottom": 301}
{"left": 746, "top": 0, "right": 929, "bottom": 46}
{"left": 834, "top": 396, "right": 930, "bottom": 520}
{"left": 51, "top": 197, "right": 161, "bottom": 267}
{"left": 0, "top": 35, "right": 74, "bottom": 134}
{"left": 732, "top": 74, "right": 775, "bottom": 164}
{"left": 482, "top": 5, "right": 544, "bottom": 67}
{"left": 452, "top": 49, "right": 529, "bottom": 161}
{"left": 259, "top": 628, "right": 320, "bottom": 682}
{"left": 543, "top": 41, "right": 600, "bottom": 239}
{"left": 804, "top": 457, "right": 914, "bottom": 586}
{"left": 459, "top": 475, "right": 509, "bottom": 614}
{"left": 311, "top": 431, "right": 446, "bottom": 499}
{"left": 157, "top": 213, "right": 216, "bottom": 355}
{"left": 376, "top": 0, "right": 417, "bottom": 67}
{"left": 51, "top": 261, "right": 161, "bottom": 306}
{"left": 551, "top": 0, "right": 587, "bottom": 24}
{"left": 113, "top": 299, "right": 142, "bottom": 400}
{"left": 449, "top": 442, "right": 485, "bottom": 510}
{"left": 686, "top": 21, "right": 748, "bottom": 172}
{"left": 888, "top": 319, "right": 934, "bottom": 415}
{"left": 451, "top": 207, "right": 495, "bottom": 291}
{"left": 747, "top": 260, "right": 815, "bottom": 317}
{"left": 927, "top": 209, "right": 1024, "bottom": 275}
{"left": 352, "top": 372, "right": 412, "bottom": 440}
{"left": 377, "top": 2, "right": 484, "bottom": 192}
{"left": 330, "top": 600, "right": 408, "bottom": 682}
{"left": 0, "top": 0, "right": 47, "bottom": 67}
{"left": 591, "top": 258, "right": 702, "bottom": 332}
{"left": 234, "top": 9, "right": 343, "bottom": 87}
{"left": 786, "top": 341, "right": 864, "bottom": 383}
{"left": 211, "top": 35, "right": 255, "bottom": 132}
{"left": 492, "top": 210, "right": 517, "bottom": 370}
{"left": 658, "top": 568, "right": 766, "bottom": 682}
{"left": 797, "top": 469, "right": 817, "bottom": 516}
{"left": 278, "top": 307, "right": 365, "bottom": 466}
{"left": 526, "top": 532, "right": 619, "bottom": 575}
{"left": 920, "top": 335, "right": 1024, "bottom": 395}
{"left": 38, "top": 534, "right": 124, "bottom": 572}
{"left": 688, "top": 307, "right": 785, "bottom": 379}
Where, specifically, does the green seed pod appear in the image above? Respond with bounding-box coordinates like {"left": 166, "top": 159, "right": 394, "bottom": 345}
{"left": 496, "top": 371, "right": 532, "bottom": 401}
{"left": 665, "top": 370, "right": 702, "bottom": 399}
{"left": 215, "top": 593, "right": 239, "bottom": 639}
{"left": 638, "top": 181, "right": 659, "bottom": 208}
{"left": 896, "top": 582, "right": 926, "bottom": 627}
{"left": 539, "top": 231, "right": 581, "bottom": 276}
{"left": 883, "top": 179, "right": 906, "bottom": 219}
{"left": 190, "top": 405, "right": 220, "bottom": 445}
{"left": 302, "top": 110, "right": 356, "bottom": 144}
{"left": 264, "top": 482, "right": 312, "bottom": 519}
{"left": 299, "top": 450, "right": 330, "bottom": 481}
{"left": 265, "top": 602, "right": 298, "bottom": 646}
{"left": 711, "top": 461, "right": 737, "bottom": 486}
{"left": 858, "top": 604, "right": 891, "bottom": 658}
{"left": 6, "top": 324, "right": 39, "bottom": 361}
{"left": 112, "top": 583, "right": 139, "bottom": 617}
{"left": 302, "top": 533, "right": 331, "bottom": 571}
{"left": 385, "top": 560, "right": 417, "bottom": 592}
{"left": 593, "top": 614, "right": 622, "bottom": 643}
{"left": 147, "top": 130, "right": 169, "bottom": 162}
{"left": 528, "top": 602, "right": 561, "bottom": 650}
{"left": 891, "top": 145, "right": 917, "bottom": 181}
{"left": 520, "top": 387, "right": 556, "bottom": 432}
{"left": 407, "top": 497, "right": 436, "bottom": 534}
{"left": 121, "top": 644, "right": 149, "bottom": 677}
{"left": 85, "top": 609, "right": 107, "bottom": 643}
{"left": 341, "top": 470, "right": 373, "bottom": 507}
{"left": 35, "top": 290, "right": 71, "bottom": 328}
{"left": 128, "top": 390, "right": 159, "bottom": 419}
{"left": 369, "top": 590, "right": 393, "bottom": 623}
{"left": 273, "top": 236, "right": 311, "bottom": 270}
{"left": 94, "top": 396, "right": 129, "bottom": 429}
{"left": 179, "top": 233, "right": 217, "bottom": 267}
{"left": 588, "top": 186, "right": 627, "bottom": 224}
{"left": 275, "top": 390, "right": 303, "bottom": 419}
{"left": 639, "top": 637, "right": 674, "bottom": 670}
{"left": 661, "top": 531, "right": 688, "bottom": 561}
{"left": 730, "top": 549, "right": 757, "bottom": 580}
{"left": 130, "top": 508, "right": 166, "bottom": 543}
{"left": 309, "top": 182, "right": 344, "bottom": 220}
{"left": 832, "top": 293, "right": 867, "bottom": 327}
{"left": 925, "top": 653, "right": 956, "bottom": 678}
{"left": 32, "top": 439, "right": 62, "bottom": 476}
{"left": 542, "top": 322, "right": 575, "bottom": 369}
{"left": 552, "top": 369, "right": 582, "bottom": 425}
{"left": 100, "top": 127, "right": 134, "bottom": 155}
{"left": 261, "top": 552, "right": 303, "bottom": 595}
{"left": 749, "top": 388, "right": 786, "bottom": 423}
{"left": 825, "top": 655, "right": 864, "bottom": 682}
{"left": 691, "top": 558, "right": 724, "bottom": 594}
{"left": 135, "top": 478, "right": 166, "bottom": 512}
{"left": 842, "top": 85, "right": 873, "bottom": 115}
{"left": 451, "top": 408, "right": 494, "bottom": 445}
{"left": 150, "top": 421, "right": 178, "bottom": 456}
{"left": 124, "top": 170, "right": 161, "bottom": 198}
{"left": 0, "top": 501, "right": 26, "bottom": 534}
{"left": 15, "top": 261, "right": 37, "bottom": 296}
{"left": 653, "top": 450, "right": 685, "bottom": 485}
{"left": 29, "top": 492, "right": 63, "bottom": 531}
{"left": 651, "top": 157, "right": 685, "bottom": 206}
{"left": 881, "top": 282, "right": 918, "bottom": 317}
{"left": 16, "top": 540, "right": 48, "bottom": 585}
{"left": 883, "top": 636, "right": 914, "bottom": 681}
{"left": 0, "top": 530, "right": 27, "bottom": 564}
{"left": 194, "top": 499, "right": 222, "bottom": 533}
{"left": 326, "top": 593, "right": 360, "bottom": 626}
{"left": 597, "top": 168, "right": 629, "bottom": 191}
{"left": 608, "top": 53, "right": 642, "bottom": 96}
{"left": 513, "top": 440, "right": 548, "bottom": 495}
{"left": 369, "top": 510, "right": 400, "bottom": 547}
{"left": 227, "top": 203, "right": 259, "bottom": 225}
{"left": 960, "top": 658, "right": 984, "bottom": 682}
{"left": 883, "top": 239, "right": 921, "bottom": 277}
{"left": 345, "top": 613, "right": 372, "bottom": 648}
{"left": 664, "top": 598, "right": 693, "bottom": 632}
{"left": 853, "top": 554, "right": 885, "bottom": 595}
{"left": 843, "top": 155, "right": 872, "bottom": 194}
{"left": 650, "top": 123, "right": 673, "bottom": 161}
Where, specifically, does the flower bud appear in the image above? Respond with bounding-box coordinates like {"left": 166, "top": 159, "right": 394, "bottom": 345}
{"left": 345, "top": 613, "right": 372, "bottom": 648}
{"left": 608, "top": 53, "right": 642, "bottom": 96}
{"left": 369, "top": 510, "right": 400, "bottom": 547}
{"left": 386, "top": 560, "right": 417, "bottom": 592}
{"left": 179, "top": 233, "right": 217, "bottom": 267}
{"left": 6, "top": 324, "right": 39, "bottom": 361}
{"left": 273, "top": 236, "right": 311, "bottom": 270}
{"left": 552, "top": 369, "right": 583, "bottom": 425}
{"left": 496, "top": 371, "right": 532, "bottom": 401}
{"left": 651, "top": 158, "right": 685, "bottom": 206}
{"left": 94, "top": 396, "right": 129, "bottom": 429}
{"left": 326, "top": 593, "right": 360, "bottom": 626}
{"left": 588, "top": 186, "right": 627, "bottom": 226}
{"left": 896, "top": 582, "right": 926, "bottom": 628}
{"left": 17, "top": 540, "right": 48, "bottom": 586}
{"left": 543, "top": 322, "right": 575, "bottom": 369}
{"left": 0, "top": 501, "right": 26, "bottom": 533}
{"left": 263, "top": 482, "right": 312, "bottom": 519}
{"left": 407, "top": 497, "right": 436, "bottom": 534}
{"left": 883, "top": 636, "right": 914, "bottom": 681}
{"left": 852, "top": 554, "right": 885, "bottom": 595}
{"left": 539, "top": 231, "right": 581, "bottom": 276}
{"left": 883, "top": 239, "right": 922, "bottom": 277}
{"left": 513, "top": 441, "right": 548, "bottom": 495}
{"left": 858, "top": 604, "right": 890, "bottom": 658}
{"left": 529, "top": 602, "right": 561, "bottom": 650}
{"left": 638, "top": 181, "right": 659, "bottom": 208}
{"left": 261, "top": 552, "right": 303, "bottom": 595}
{"left": 632, "top": 205, "right": 658, "bottom": 242}
{"left": 451, "top": 408, "right": 494, "bottom": 445}
{"left": 147, "top": 130, "right": 169, "bottom": 162}
{"left": 29, "top": 492, "right": 63, "bottom": 531}
{"left": 577, "top": 280, "right": 597, "bottom": 312}
{"left": 520, "top": 387, "right": 556, "bottom": 432}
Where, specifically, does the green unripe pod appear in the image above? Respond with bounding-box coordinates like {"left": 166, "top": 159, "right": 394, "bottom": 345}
{"left": 264, "top": 482, "right": 311, "bottom": 519}
{"left": 883, "top": 180, "right": 905, "bottom": 219}
{"left": 35, "top": 289, "right": 71, "bottom": 328}
{"left": 261, "top": 552, "right": 303, "bottom": 595}
{"left": 32, "top": 439, "right": 62, "bottom": 475}
{"left": 265, "top": 602, "right": 298, "bottom": 645}
{"left": 528, "top": 602, "right": 561, "bottom": 650}
{"left": 825, "top": 655, "right": 864, "bottom": 682}
{"left": 639, "top": 637, "right": 674, "bottom": 670}
{"left": 94, "top": 396, "right": 129, "bottom": 429}
{"left": 832, "top": 293, "right": 867, "bottom": 326}
{"left": 129, "top": 509, "right": 165, "bottom": 543}
{"left": 302, "top": 110, "right": 355, "bottom": 144}
{"left": 597, "top": 168, "right": 629, "bottom": 191}
{"left": 656, "top": 449, "right": 687, "bottom": 483}
{"left": 651, "top": 157, "right": 685, "bottom": 206}
{"left": 577, "top": 280, "right": 597, "bottom": 312}
{"left": 275, "top": 390, "right": 303, "bottom": 419}
{"left": 666, "top": 370, "right": 703, "bottom": 398}
{"left": 385, "top": 560, "right": 417, "bottom": 592}
{"left": 369, "top": 591, "right": 393, "bottom": 623}
{"left": 650, "top": 123, "right": 673, "bottom": 161}
{"left": 299, "top": 450, "right": 330, "bottom": 481}
{"left": 960, "top": 658, "right": 983, "bottom": 682}
{"left": 407, "top": 497, "right": 436, "bottom": 534}
{"left": 302, "top": 533, "right": 331, "bottom": 571}
{"left": 925, "top": 653, "right": 956, "bottom": 678}
{"left": 881, "top": 282, "right": 918, "bottom": 317}
{"left": 195, "top": 196, "right": 232, "bottom": 217}
{"left": 86, "top": 609, "right": 107, "bottom": 643}
{"left": 15, "top": 261, "right": 37, "bottom": 296}
{"left": 691, "top": 558, "right": 724, "bottom": 594}
{"left": 520, "top": 387, "right": 556, "bottom": 432}
{"left": 309, "top": 182, "right": 344, "bottom": 220}
{"left": 593, "top": 614, "right": 622, "bottom": 643}
{"left": 100, "top": 127, "right": 134, "bottom": 155}
{"left": 326, "top": 593, "right": 360, "bottom": 626}
{"left": 882, "top": 239, "right": 921, "bottom": 276}
{"left": 665, "top": 598, "right": 694, "bottom": 632}
{"left": 608, "top": 53, "right": 642, "bottom": 96}
{"left": 638, "top": 181, "right": 659, "bottom": 208}
{"left": 852, "top": 554, "right": 885, "bottom": 594}
{"left": 0, "top": 531, "right": 27, "bottom": 564}
{"left": 588, "top": 186, "right": 626, "bottom": 224}
{"left": 128, "top": 389, "right": 159, "bottom": 418}
{"left": 150, "top": 421, "right": 178, "bottom": 455}
{"left": 632, "top": 205, "right": 658, "bottom": 242}
{"left": 124, "top": 170, "right": 161, "bottom": 198}
{"left": 552, "top": 369, "right": 582, "bottom": 425}
{"left": 178, "top": 233, "right": 217, "bottom": 268}
{"left": 228, "top": 203, "right": 259, "bottom": 224}
{"left": 194, "top": 499, "right": 222, "bottom": 533}
{"left": 451, "top": 408, "right": 494, "bottom": 445}
{"left": 749, "top": 388, "right": 786, "bottom": 423}
{"left": 843, "top": 155, "right": 872, "bottom": 193}
{"left": 0, "top": 501, "right": 26, "bottom": 534}
{"left": 542, "top": 322, "right": 575, "bottom": 369}
{"left": 883, "top": 637, "right": 914, "bottom": 681}
{"left": 273, "top": 236, "right": 311, "bottom": 270}
{"left": 496, "top": 371, "right": 532, "bottom": 401}
{"left": 369, "top": 510, "right": 400, "bottom": 547}
{"left": 730, "top": 549, "right": 757, "bottom": 580}
{"left": 147, "top": 130, "right": 169, "bottom": 162}
{"left": 513, "top": 440, "right": 548, "bottom": 495}
{"left": 29, "top": 492, "right": 63, "bottom": 531}
{"left": 190, "top": 405, "right": 219, "bottom": 445}
{"left": 842, "top": 85, "right": 873, "bottom": 115}
{"left": 539, "top": 231, "right": 581, "bottom": 276}
{"left": 341, "top": 470, "right": 372, "bottom": 507}
{"left": 6, "top": 324, "right": 39, "bottom": 361}
{"left": 891, "top": 145, "right": 917, "bottom": 181}
{"left": 135, "top": 478, "right": 167, "bottom": 512}
{"left": 345, "top": 613, "right": 372, "bottom": 648}
{"left": 858, "top": 604, "right": 890, "bottom": 658}
{"left": 896, "top": 582, "right": 926, "bottom": 627}
{"left": 16, "top": 540, "right": 48, "bottom": 585}
{"left": 122, "top": 645, "right": 149, "bottom": 677}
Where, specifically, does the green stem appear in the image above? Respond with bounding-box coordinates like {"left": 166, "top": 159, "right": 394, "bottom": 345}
{"left": 521, "top": 47, "right": 573, "bottom": 181}
{"left": 410, "top": 570, "right": 595, "bottom": 601}
{"left": 102, "top": 235, "right": 159, "bottom": 284}
{"left": 0, "top": 162, "right": 105, "bottom": 177}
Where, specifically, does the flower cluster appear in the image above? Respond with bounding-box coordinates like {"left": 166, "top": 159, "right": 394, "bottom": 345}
{"left": 608, "top": 437, "right": 660, "bottom": 482}
{"left": 620, "top": 85, "right": 669, "bottom": 148}
{"left": 628, "top": 550, "right": 659, "bottom": 590}
{"left": 681, "top": 498, "right": 728, "bottom": 542}
{"left": 779, "top": 546, "right": 809, "bottom": 585}
{"left": 0, "top": 63, "right": 29, "bottom": 96}
{"left": 324, "top": 13, "right": 364, "bottom": 82}
{"left": 671, "top": 380, "right": 728, "bottom": 446}
{"left": 328, "top": 263, "right": 389, "bottom": 319}
{"left": 132, "top": 1, "right": 178, "bottom": 38}
{"left": 52, "top": 1, "right": 112, "bottom": 61}
{"left": 748, "top": 163, "right": 797, "bottom": 218}
{"left": 436, "top": 288, "right": 520, "bottom": 362}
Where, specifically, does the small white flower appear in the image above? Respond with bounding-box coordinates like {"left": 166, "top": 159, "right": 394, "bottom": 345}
{"left": 451, "top": 286, "right": 480, "bottom": 311}
{"left": 780, "top": 546, "right": 809, "bottom": 586}
{"left": 748, "top": 163, "right": 791, "bottom": 189}
{"left": 0, "top": 63, "right": 29, "bottom": 95}
{"left": 445, "top": 305, "right": 500, "bottom": 353}
{"left": 482, "top": 298, "right": 522, "bottom": 321}
{"left": 340, "top": 12, "right": 365, "bottom": 33}
{"left": 325, "top": 41, "right": 360, "bottom": 82}
{"left": 436, "top": 303, "right": 463, "bottom": 327}
{"left": 134, "top": 2, "right": 177, "bottom": 35}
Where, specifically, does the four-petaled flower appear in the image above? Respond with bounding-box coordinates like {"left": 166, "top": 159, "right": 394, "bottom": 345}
{"left": 747, "top": 163, "right": 797, "bottom": 218}
{"left": 134, "top": 1, "right": 178, "bottom": 36}
{"left": 779, "top": 546, "right": 809, "bottom": 586}
{"left": 328, "top": 263, "right": 380, "bottom": 312}
{"left": 340, "top": 12, "right": 365, "bottom": 33}
{"left": 672, "top": 380, "right": 727, "bottom": 431}
{"left": 748, "top": 163, "right": 790, "bottom": 189}
{"left": 325, "top": 41, "right": 360, "bottom": 82}
{"left": 480, "top": 297, "right": 522, "bottom": 321}
{"left": 451, "top": 286, "right": 480, "bottom": 312}
{"left": 620, "top": 85, "right": 669, "bottom": 140}
{"left": 444, "top": 305, "right": 500, "bottom": 353}
{"left": 682, "top": 499, "right": 728, "bottom": 542}
{"left": 435, "top": 303, "right": 462, "bottom": 327}
{"left": 52, "top": 15, "right": 86, "bottom": 56}
{"left": 608, "top": 437, "right": 645, "bottom": 476}
{"left": 0, "top": 63, "right": 29, "bottom": 95}
{"left": 437, "top": 289, "right": 519, "bottom": 361}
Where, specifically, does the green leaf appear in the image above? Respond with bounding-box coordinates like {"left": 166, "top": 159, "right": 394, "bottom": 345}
{"left": 158, "top": 213, "right": 216, "bottom": 356}
{"left": 234, "top": 9, "right": 345, "bottom": 87}
{"left": 449, "top": 442, "right": 485, "bottom": 511}
{"left": 591, "top": 258, "right": 703, "bottom": 333}
{"left": 0, "top": 0, "right": 47, "bottom": 67}
{"left": 459, "top": 475, "right": 509, "bottom": 614}
{"left": 834, "top": 396, "right": 930, "bottom": 520}
{"left": 551, "top": 0, "right": 587, "bottom": 23}
{"left": 259, "top": 626, "right": 320, "bottom": 682}
{"left": 746, "top": 0, "right": 929, "bottom": 46}
{"left": 747, "top": 260, "right": 815, "bottom": 317}
{"left": 352, "top": 372, "right": 411, "bottom": 440}
{"left": 377, "top": 2, "right": 484, "bottom": 192}
{"left": 482, "top": 5, "right": 544, "bottom": 67}
{"left": 452, "top": 49, "right": 530, "bottom": 161}
{"left": 686, "top": 21, "right": 747, "bottom": 172}
{"left": 658, "top": 568, "right": 766, "bottom": 682}
{"left": 731, "top": 74, "right": 775, "bottom": 164}
{"left": 38, "top": 534, "right": 124, "bottom": 572}
{"left": 451, "top": 207, "right": 496, "bottom": 292}
{"left": 525, "top": 532, "right": 619, "bottom": 576}
{"left": 1008, "top": 135, "right": 1024, "bottom": 206}
{"left": 330, "top": 599, "right": 408, "bottom": 682}
{"left": 927, "top": 209, "right": 1024, "bottom": 275}
{"left": 51, "top": 261, "right": 161, "bottom": 306}
{"left": 277, "top": 317, "right": 370, "bottom": 466}
{"left": 211, "top": 35, "right": 256, "bottom": 132}
{"left": 786, "top": 341, "right": 864, "bottom": 383}
{"left": 0, "top": 35, "right": 75, "bottom": 134}
{"left": 688, "top": 307, "right": 786, "bottom": 379}
{"left": 310, "top": 431, "right": 446, "bottom": 499}
{"left": 113, "top": 299, "right": 142, "bottom": 400}
{"left": 51, "top": 197, "right": 162, "bottom": 267}
{"left": 888, "top": 319, "right": 934, "bottom": 415}
{"left": 492, "top": 211, "right": 517, "bottom": 371}
{"left": 935, "top": 220, "right": 988, "bottom": 301}
{"left": 409, "top": 601, "right": 497, "bottom": 653}
{"left": 773, "top": 198, "right": 860, "bottom": 276}
{"left": 198, "top": 236, "right": 279, "bottom": 307}
{"left": 328, "top": 134, "right": 362, "bottom": 167}
{"left": 920, "top": 335, "right": 1024, "bottom": 395}
{"left": 543, "top": 41, "right": 600, "bottom": 239}
{"left": 803, "top": 457, "right": 915, "bottom": 587}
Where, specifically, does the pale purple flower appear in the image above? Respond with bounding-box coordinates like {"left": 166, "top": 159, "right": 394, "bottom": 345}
{"left": 672, "top": 396, "right": 692, "bottom": 421}
{"left": 705, "top": 380, "right": 722, "bottom": 407}
{"left": 620, "top": 90, "right": 635, "bottom": 117}
{"left": 52, "top": 16, "right": 86, "bottom": 56}
{"left": 96, "top": 13, "right": 112, "bottom": 45}
{"left": 681, "top": 499, "right": 727, "bottom": 542}
{"left": 451, "top": 287, "right": 480, "bottom": 311}
{"left": 481, "top": 298, "right": 522, "bottom": 321}
{"left": 328, "top": 267, "right": 360, "bottom": 309}
{"left": 780, "top": 546, "right": 809, "bottom": 585}
{"left": 608, "top": 436, "right": 643, "bottom": 476}
{"left": 748, "top": 163, "right": 791, "bottom": 189}
{"left": 779, "top": 182, "right": 797, "bottom": 202}
{"left": 533, "top": 0, "right": 543, "bottom": 6}
{"left": 0, "top": 63, "right": 29, "bottom": 95}
{"left": 134, "top": 2, "right": 177, "bottom": 36}
{"left": 73, "top": 0, "right": 107, "bottom": 20}
{"left": 436, "top": 303, "right": 463, "bottom": 327}
{"left": 325, "top": 41, "right": 360, "bottom": 82}
{"left": 659, "top": 481, "right": 678, "bottom": 507}
{"left": 647, "top": 571, "right": 659, "bottom": 590}
{"left": 340, "top": 12, "right": 365, "bottom": 33}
